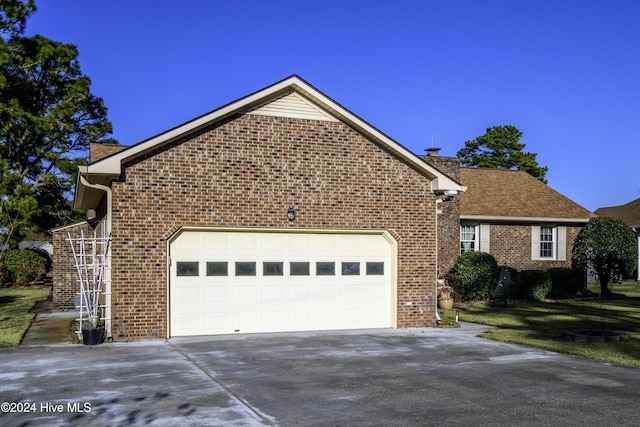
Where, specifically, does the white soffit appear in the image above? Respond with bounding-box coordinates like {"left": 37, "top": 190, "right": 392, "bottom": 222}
{"left": 248, "top": 92, "right": 338, "bottom": 122}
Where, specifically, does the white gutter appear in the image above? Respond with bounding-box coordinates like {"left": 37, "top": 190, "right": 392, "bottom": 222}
{"left": 460, "top": 215, "right": 591, "bottom": 224}
{"left": 78, "top": 175, "right": 113, "bottom": 339}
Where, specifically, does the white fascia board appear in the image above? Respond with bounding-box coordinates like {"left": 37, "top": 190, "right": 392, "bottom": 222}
{"left": 84, "top": 76, "right": 464, "bottom": 193}
{"left": 460, "top": 215, "right": 591, "bottom": 224}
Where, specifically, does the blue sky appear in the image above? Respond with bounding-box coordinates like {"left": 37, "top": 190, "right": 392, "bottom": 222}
{"left": 26, "top": 0, "right": 639, "bottom": 211}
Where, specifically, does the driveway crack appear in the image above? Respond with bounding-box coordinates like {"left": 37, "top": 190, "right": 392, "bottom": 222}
{"left": 167, "top": 340, "right": 277, "bottom": 426}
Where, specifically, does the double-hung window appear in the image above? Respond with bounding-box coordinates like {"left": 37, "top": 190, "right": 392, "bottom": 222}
{"left": 460, "top": 224, "right": 478, "bottom": 254}
{"left": 539, "top": 226, "right": 556, "bottom": 259}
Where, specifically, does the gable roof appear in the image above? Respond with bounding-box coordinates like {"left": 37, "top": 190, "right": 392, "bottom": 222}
{"left": 76, "top": 75, "right": 464, "bottom": 209}
{"left": 595, "top": 198, "right": 640, "bottom": 228}
{"left": 459, "top": 168, "right": 595, "bottom": 223}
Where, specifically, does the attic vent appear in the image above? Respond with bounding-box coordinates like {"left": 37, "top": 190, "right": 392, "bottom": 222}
{"left": 248, "top": 92, "right": 338, "bottom": 122}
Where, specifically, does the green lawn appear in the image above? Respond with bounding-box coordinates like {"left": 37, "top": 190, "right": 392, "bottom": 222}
{"left": 445, "top": 280, "right": 640, "bottom": 367}
{"left": 0, "top": 287, "right": 51, "bottom": 347}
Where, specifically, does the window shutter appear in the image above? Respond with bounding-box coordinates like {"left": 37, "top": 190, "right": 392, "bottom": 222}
{"left": 557, "top": 226, "right": 566, "bottom": 261}
{"left": 479, "top": 224, "right": 490, "bottom": 253}
{"left": 531, "top": 225, "right": 540, "bottom": 260}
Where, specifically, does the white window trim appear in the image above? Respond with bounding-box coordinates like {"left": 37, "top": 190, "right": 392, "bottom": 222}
{"left": 460, "top": 223, "right": 479, "bottom": 254}
{"left": 531, "top": 225, "right": 566, "bottom": 261}
{"left": 540, "top": 225, "right": 556, "bottom": 259}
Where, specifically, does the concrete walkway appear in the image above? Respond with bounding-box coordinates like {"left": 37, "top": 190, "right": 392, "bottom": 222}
{"left": 20, "top": 311, "right": 78, "bottom": 347}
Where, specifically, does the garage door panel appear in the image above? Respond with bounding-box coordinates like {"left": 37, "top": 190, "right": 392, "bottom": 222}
{"left": 173, "top": 313, "right": 201, "bottom": 334}
{"left": 315, "top": 286, "right": 337, "bottom": 301}
{"left": 262, "top": 285, "right": 285, "bottom": 302}
{"left": 170, "top": 230, "right": 394, "bottom": 336}
{"left": 289, "top": 286, "right": 311, "bottom": 301}
{"left": 174, "top": 286, "right": 201, "bottom": 305}
{"left": 315, "top": 310, "right": 338, "bottom": 326}
{"left": 204, "top": 233, "right": 229, "bottom": 251}
{"left": 341, "top": 285, "right": 363, "bottom": 301}
{"left": 313, "top": 235, "right": 337, "bottom": 253}
{"left": 289, "top": 310, "right": 313, "bottom": 327}
{"left": 262, "top": 234, "right": 285, "bottom": 251}
{"left": 234, "top": 286, "right": 259, "bottom": 303}
{"left": 234, "top": 234, "right": 259, "bottom": 251}
{"left": 205, "top": 287, "right": 230, "bottom": 304}
{"left": 204, "top": 312, "right": 231, "bottom": 330}
{"left": 341, "top": 309, "right": 363, "bottom": 324}
{"left": 262, "top": 311, "right": 287, "bottom": 329}
{"left": 289, "top": 234, "right": 311, "bottom": 252}
{"left": 234, "top": 312, "right": 259, "bottom": 330}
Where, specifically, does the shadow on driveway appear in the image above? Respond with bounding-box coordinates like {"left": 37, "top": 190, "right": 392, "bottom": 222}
{"left": 2, "top": 324, "right": 640, "bottom": 426}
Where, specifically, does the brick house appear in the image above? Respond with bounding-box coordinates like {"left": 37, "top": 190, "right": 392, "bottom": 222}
{"left": 52, "top": 76, "right": 464, "bottom": 340}
{"left": 424, "top": 153, "right": 596, "bottom": 274}
{"left": 595, "top": 198, "right": 640, "bottom": 280}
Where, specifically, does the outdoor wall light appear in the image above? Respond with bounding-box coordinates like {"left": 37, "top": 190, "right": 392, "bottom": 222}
{"left": 287, "top": 205, "right": 297, "bottom": 222}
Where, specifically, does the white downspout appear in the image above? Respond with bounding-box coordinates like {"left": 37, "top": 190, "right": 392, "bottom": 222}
{"left": 79, "top": 175, "right": 113, "bottom": 339}
{"left": 435, "top": 198, "right": 443, "bottom": 324}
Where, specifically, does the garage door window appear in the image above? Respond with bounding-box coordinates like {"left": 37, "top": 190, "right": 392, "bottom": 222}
{"left": 316, "top": 262, "right": 335, "bottom": 275}
{"left": 206, "top": 262, "right": 228, "bottom": 276}
{"left": 177, "top": 262, "right": 199, "bottom": 276}
{"left": 290, "top": 262, "right": 310, "bottom": 276}
{"left": 342, "top": 262, "right": 360, "bottom": 275}
{"left": 263, "top": 262, "right": 284, "bottom": 276}
{"left": 235, "top": 262, "right": 256, "bottom": 276}
{"left": 366, "top": 262, "right": 384, "bottom": 275}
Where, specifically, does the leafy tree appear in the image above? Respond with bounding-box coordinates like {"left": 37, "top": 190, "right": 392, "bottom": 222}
{"left": 457, "top": 125, "right": 548, "bottom": 183}
{"left": 0, "top": 0, "right": 115, "bottom": 249}
{"left": 572, "top": 217, "right": 638, "bottom": 296}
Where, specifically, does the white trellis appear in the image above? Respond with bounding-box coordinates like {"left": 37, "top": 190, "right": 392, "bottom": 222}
{"left": 67, "top": 230, "right": 111, "bottom": 336}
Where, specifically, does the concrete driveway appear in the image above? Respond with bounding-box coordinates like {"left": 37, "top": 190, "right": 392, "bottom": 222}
{"left": 2, "top": 324, "right": 640, "bottom": 426}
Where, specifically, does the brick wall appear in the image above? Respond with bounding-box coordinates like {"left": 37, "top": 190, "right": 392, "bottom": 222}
{"left": 489, "top": 223, "right": 582, "bottom": 270}
{"left": 108, "top": 115, "right": 439, "bottom": 340}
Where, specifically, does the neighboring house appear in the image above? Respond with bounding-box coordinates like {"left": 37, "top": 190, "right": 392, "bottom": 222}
{"left": 594, "top": 198, "right": 640, "bottom": 281}
{"left": 424, "top": 153, "right": 596, "bottom": 274}
{"left": 52, "top": 75, "right": 464, "bottom": 340}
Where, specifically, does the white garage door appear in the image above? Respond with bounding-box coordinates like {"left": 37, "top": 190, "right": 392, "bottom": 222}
{"left": 169, "top": 230, "right": 394, "bottom": 336}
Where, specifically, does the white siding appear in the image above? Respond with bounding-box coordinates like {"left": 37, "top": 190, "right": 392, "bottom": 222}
{"left": 248, "top": 92, "right": 338, "bottom": 122}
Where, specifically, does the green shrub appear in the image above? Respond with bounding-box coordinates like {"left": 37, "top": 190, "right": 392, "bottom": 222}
{"left": 451, "top": 252, "right": 499, "bottom": 301}
{"left": 548, "top": 267, "right": 579, "bottom": 298}
{"left": 1, "top": 249, "right": 47, "bottom": 286}
{"left": 520, "top": 270, "right": 552, "bottom": 301}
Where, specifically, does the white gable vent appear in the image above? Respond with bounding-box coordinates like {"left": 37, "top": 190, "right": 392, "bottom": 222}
{"left": 248, "top": 92, "right": 338, "bottom": 122}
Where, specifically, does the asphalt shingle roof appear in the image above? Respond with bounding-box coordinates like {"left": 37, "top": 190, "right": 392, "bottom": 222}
{"left": 594, "top": 198, "right": 640, "bottom": 228}
{"left": 459, "top": 168, "right": 595, "bottom": 219}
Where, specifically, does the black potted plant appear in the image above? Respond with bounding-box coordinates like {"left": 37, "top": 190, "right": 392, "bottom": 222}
{"left": 81, "top": 309, "right": 104, "bottom": 345}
